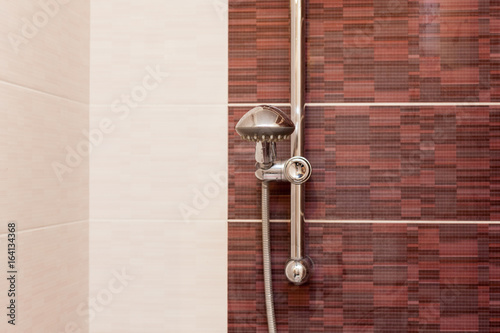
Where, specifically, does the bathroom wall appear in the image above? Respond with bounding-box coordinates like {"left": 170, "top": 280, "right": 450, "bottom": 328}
{"left": 229, "top": 0, "right": 500, "bottom": 331}
{"left": 89, "top": 1, "right": 228, "bottom": 332}
{"left": 0, "top": 0, "right": 90, "bottom": 332}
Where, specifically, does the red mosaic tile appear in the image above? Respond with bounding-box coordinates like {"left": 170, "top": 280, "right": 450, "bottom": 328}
{"left": 229, "top": 0, "right": 500, "bottom": 103}
{"left": 228, "top": 223, "right": 500, "bottom": 332}
{"left": 229, "top": 106, "right": 500, "bottom": 221}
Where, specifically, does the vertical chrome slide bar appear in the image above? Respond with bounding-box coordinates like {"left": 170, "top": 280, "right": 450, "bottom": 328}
{"left": 290, "top": 0, "right": 305, "bottom": 260}
{"left": 285, "top": 0, "right": 313, "bottom": 285}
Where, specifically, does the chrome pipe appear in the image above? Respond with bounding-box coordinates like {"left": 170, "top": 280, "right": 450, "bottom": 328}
{"left": 290, "top": 0, "right": 305, "bottom": 259}
{"left": 290, "top": 0, "right": 305, "bottom": 158}
{"left": 286, "top": 0, "right": 313, "bottom": 285}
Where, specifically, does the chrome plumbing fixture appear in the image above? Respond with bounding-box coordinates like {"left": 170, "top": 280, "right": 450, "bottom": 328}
{"left": 286, "top": 0, "right": 313, "bottom": 286}
{"left": 236, "top": 105, "right": 294, "bottom": 169}
{"left": 238, "top": 0, "right": 313, "bottom": 288}
{"left": 235, "top": 104, "right": 295, "bottom": 142}
{"left": 234, "top": 1, "right": 311, "bottom": 331}
{"left": 236, "top": 105, "right": 312, "bottom": 187}
{"left": 235, "top": 104, "right": 313, "bottom": 333}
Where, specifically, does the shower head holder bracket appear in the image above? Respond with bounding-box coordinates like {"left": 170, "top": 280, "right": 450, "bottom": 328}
{"left": 255, "top": 156, "right": 312, "bottom": 185}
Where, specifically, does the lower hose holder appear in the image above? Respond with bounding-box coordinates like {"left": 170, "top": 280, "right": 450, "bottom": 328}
{"left": 285, "top": 256, "right": 314, "bottom": 285}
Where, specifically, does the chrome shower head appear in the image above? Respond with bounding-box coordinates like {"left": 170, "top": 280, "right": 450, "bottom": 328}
{"left": 235, "top": 105, "right": 295, "bottom": 169}
{"left": 235, "top": 105, "right": 295, "bottom": 142}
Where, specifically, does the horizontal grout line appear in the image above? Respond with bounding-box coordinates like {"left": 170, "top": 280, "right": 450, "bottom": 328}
{"left": 229, "top": 102, "right": 500, "bottom": 108}
{"left": 228, "top": 103, "right": 291, "bottom": 107}
{"left": 0, "top": 79, "right": 88, "bottom": 106}
{"left": 306, "top": 102, "right": 500, "bottom": 107}
{"left": 228, "top": 219, "right": 500, "bottom": 224}
{"left": 90, "top": 103, "right": 229, "bottom": 108}
{"left": 228, "top": 219, "right": 289, "bottom": 223}
{"left": 90, "top": 219, "right": 227, "bottom": 224}
{"left": 0, "top": 220, "right": 88, "bottom": 237}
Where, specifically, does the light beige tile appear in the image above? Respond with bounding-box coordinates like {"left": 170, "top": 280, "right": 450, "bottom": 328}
{"left": 0, "top": 0, "right": 90, "bottom": 103}
{"left": 89, "top": 220, "right": 227, "bottom": 333}
{"left": 0, "top": 83, "right": 89, "bottom": 232}
{"left": 89, "top": 105, "right": 227, "bottom": 221}
{"left": 0, "top": 221, "right": 89, "bottom": 333}
{"left": 90, "top": 0, "right": 227, "bottom": 105}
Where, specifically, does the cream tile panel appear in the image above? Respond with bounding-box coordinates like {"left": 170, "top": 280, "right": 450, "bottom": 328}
{"left": 0, "top": 83, "right": 89, "bottom": 232}
{"left": 89, "top": 220, "right": 227, "bottom": 333}
{"left": 0, "top": 0, "right": 90, "bottom": 103}
{"left": 89, "top": 105, "right": 227, "bottom": 221}
{"left": 90, "top": 0, "right": 227, "bottom": 105}
{"left": 0, "top": 221, "right": 89, "bottom": 333}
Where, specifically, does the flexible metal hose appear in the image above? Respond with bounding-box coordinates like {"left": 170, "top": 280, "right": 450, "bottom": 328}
{"left": 261, "top": 181, "right": 277, "bottom": 333}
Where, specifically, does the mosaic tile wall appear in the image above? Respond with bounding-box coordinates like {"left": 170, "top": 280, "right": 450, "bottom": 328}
{"left": 229, "top": 0, "right": 500, "bottom": 104}
{"left": 229, "top": 223, "right": 500, "bottom": 332}
{"left": 229, "top": 0, "right": 500, "bottom": 331}
{"left": 230, "top": 105, "right": 500, "bottom": 221}
{"left": 305, "top": 0, "right": 500, "bottom": 103}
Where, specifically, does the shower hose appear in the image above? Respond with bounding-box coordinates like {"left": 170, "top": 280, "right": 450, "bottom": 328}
{"left": 261, "top": 181, "right": 277, "bottom": 333}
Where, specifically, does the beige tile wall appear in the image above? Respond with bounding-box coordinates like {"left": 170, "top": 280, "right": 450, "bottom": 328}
{"left": 3, "top": 0, "right": 228, "bottom": 331}
{"left": 0, "top": 84, "right": 89, "bottom": 231}
{"left": 0, "top": 0, "right": 90, "bottom": 331}
{"left": 90, "top": 0, "right": 228, "bottom": 332}
{"left": 90, "top": 1, "right": 226, "bottom": 106}
{"left": 1, "top": 222, "right": 89, "bottom": 333}
{"left": 90, "top": 105, "right": 227, "bottom": 221}
{"left": 0, "top": 0, "right": 90, "bottom": 103}
{"left": 89, "top": 221, "right": 226, "bottom": 333}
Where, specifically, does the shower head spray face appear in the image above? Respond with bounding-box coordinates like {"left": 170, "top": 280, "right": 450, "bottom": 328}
{"left": 235, "top": 105, "right": 295, "bottom": 142}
